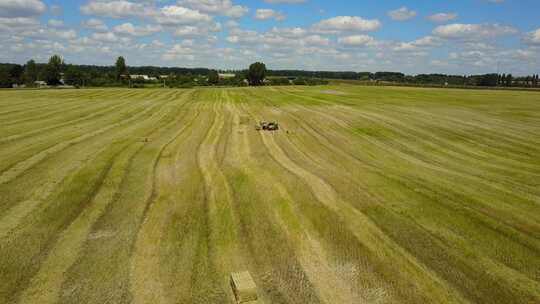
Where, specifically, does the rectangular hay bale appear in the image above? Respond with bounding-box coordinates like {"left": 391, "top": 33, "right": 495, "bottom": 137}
{"left": 230, "top": 271, "right": 258, "bottom": 303}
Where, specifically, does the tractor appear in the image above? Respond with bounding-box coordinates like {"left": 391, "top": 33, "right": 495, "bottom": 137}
{"left": 256, "top": 121, "right": 279, "bottom": 131}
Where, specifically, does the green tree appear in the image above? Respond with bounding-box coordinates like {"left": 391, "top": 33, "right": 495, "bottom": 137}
{"left": 45, "top": 54, "right": 64, "bottom": 85}
{"left": 24, "top": 59, "right": 38, "bottom": 85}
{"left": 247, "top": 62, "right": 267, "bottom": 86}
{"left": 0, "top": 66, "right": 11, "bottom": 88}
{"left": 115, "top": 56, "right": 127, "bottom": 80}
{"left": 207, "top": 70, "right": 219, "bottom": 85}
{"left": 64, "top": 65, "right": 85, "bottom": 86}
{"left": 506, "top": 74, "right": 513, "bottom": 87}
{"left": 9, "top": 65, "right": 23, "bottom": 85}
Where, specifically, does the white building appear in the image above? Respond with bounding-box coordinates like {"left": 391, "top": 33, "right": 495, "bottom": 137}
{"left": 130, "top": 75, "right": 150, "bottom": 80}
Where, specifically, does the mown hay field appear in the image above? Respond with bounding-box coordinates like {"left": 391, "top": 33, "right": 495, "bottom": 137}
{"left": 0, "top": 85, "right": 539, "bottom": 304}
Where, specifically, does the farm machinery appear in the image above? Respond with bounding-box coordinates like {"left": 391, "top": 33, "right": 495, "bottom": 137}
{"left": 256, "top": 121, "right": 279, "bottom": 131}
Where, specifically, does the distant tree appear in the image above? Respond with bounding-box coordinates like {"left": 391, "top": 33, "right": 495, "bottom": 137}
{"left": 64, "top": 65, "right": 85, "bottom": 86}
{"left": 115, "top": 56, "right": 127, "bottom": 80}
{"left": 207, "top": 70, "right": 219, "bottom": 85}
{"left": 247, "top": 62, "right": 267, "bottom": 86}
{"left": 24, "top": 59, "right": 38, "bottom": 85}
{"left": 506, "top": 74, "right": 513, "bottom": 87}
{"left": 535, "top": 74, "right": 539, "bottom": 87}
{"left": 9, "top": 64, "right": 24, "bottom": 85}
{"left": 0, "top": 66, "right": 11, "bottom": 88}
{"left": 45, "top": 54, "right": 64, "bottom": 85}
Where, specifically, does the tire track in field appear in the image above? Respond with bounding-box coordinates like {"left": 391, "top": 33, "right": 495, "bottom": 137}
{"left": 194, "top": 91, "right": 242, "bottom": 303}
{"left": 0, "top": 91, "right": 183, "bottom": 185}
{"left": 281, "top": 88, "right": 540, "bottom": 161}
{"left": 241, "top": 88, "right": 470, "bottom": 304}
{"left": 129, "top": 101, "right": 202, "bottom": 304}
{"left": 290, "top": 103, "right": 540, "bottom": 235}
{"left": 19, "top": 91, "right": 198, "bottom": 304}
{"left": 0, "top": 90, "right": 189, "bottom": 238}
{"left": 0, "top": 89, "right": 142, "bottom": 126}
{"left": 0, "top": 90, "right": 137, "bottom": 122}
{"left": 17, "top": 143, "right": 143, "bottom": 304}
{"left": 230, "top": 100, "right": 364, "bottom": 304}
{"left": 281, "top": 89, "right": 540, "bottom": 171}
{"left": 0, "top": 97, "right": 136, "bottom": 144}
{"left": 268, "top": 107, "right": 540, "bottom": 301}
{"left": 0, "top": 90, "right": 158, "bottom": 144}
{"left": 48, "top": 91, "right": 195, "bottom": 304}
{"left": 250, "top": 88, "right": 538, "bottom": 302}
{"left": 0, "top": 100, "right": 155, "bottom": 184}
{"left": 268, "top": 89, "right": 540, "bottom": 232}
{"left": 0, "top": 91, "right": 191, "bottom": 237}
{"left": 293, "top": 103, "right": 540, "bottom": 221}
{"left": 0, "top": 140, "right": 127, "bottom": 304}
{"left": 265, "top": 89, "right": 540, "bottom": 245}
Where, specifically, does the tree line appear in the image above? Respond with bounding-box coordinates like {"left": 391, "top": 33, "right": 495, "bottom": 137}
{"left": 0, "top": 54, "right": 538, "bottom": 89}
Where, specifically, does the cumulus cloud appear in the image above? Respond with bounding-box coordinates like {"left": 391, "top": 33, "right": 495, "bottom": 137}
{"left": 48, "top": 19, "right": 64, "bottom": 28}
{"left": 338, "top": 35, "right": 375, "bottom": 46}
{"left": 0, "top": 16, "right": 39, "bottom": 32}
{"left": 428, "top": 13, "right": 457, "bottom": 23}
{"left": 178, "top": 0, "right": 248, "bottom": 18}
{"left": 81, "top": 0, "right": 152, "bottom": 19}
{"left": 433, "top": 23, "right": 517, "bottom": 40}
{"left": 393, "top": 36, "right": 441, "bottom": 51}
{"left": 313, "top": 16, "right": 381, "bottom": 33}
{"left": 0, "top": 0, "right": 46, "bottom": 18}
{"left": 255, "top": 9, "right": 286, "bottom": 21}
{"left": 82, "top": 18, "right": 108, "bottom": 31}
{"left": 523, "top": 28, "right": 540, "bottom": 45}
{"left": 114, "top": 23, "right": 162, "bottom": 36}
{"left": 155, "top": 6, "right": 213, "bottom": 25}
{"left": 388, "top": 7, "right": 416, "bottom": 21}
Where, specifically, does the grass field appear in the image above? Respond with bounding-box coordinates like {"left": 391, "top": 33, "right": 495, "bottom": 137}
{"left": 0, "top": 85, "right": 539, "bottom": 304}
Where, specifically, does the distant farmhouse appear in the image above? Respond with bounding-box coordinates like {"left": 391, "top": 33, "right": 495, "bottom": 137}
{"left": 128, "top": 75, "right": 158, "bottom": 81}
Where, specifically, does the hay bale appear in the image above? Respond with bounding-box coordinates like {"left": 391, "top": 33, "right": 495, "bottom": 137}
{"left": 230, "top": 271, "right": 258, "bottom": 303}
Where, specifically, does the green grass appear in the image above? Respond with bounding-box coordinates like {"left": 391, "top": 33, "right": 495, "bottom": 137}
{"left": 0, "top": 85, "right": 539, "bottom": 304}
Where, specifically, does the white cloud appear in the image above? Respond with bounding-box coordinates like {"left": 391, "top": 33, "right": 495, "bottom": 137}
{"left": 270, "top": 27, "right": 307, "bottom": 38}
{"left": 178, "top": 0, "right": 248, "bottom": 18}
{"left": 313, "top": 16, "right": 381, "bottom": 33}
{"left": 338, "top": 35, "right": 375, "bottom": 46}
{"left": 428, "top": 13, "right": 457, "bottom": 23}
{"left": 433, "top": 23, "right": 518, "bottom": 40}
{"left": 91, "top": 32, "right": 120, "bottom": 43}
{"left": 0, "top": 0, "right": 46, "bottom": 18}
{"left": 388, "top": 7, "right": 416, "bottom": 21}
{"left": 173, "top": 23, "right": 222, "bottom": 37}
{"left": 523, "top": 28, "right": 540, "bottom": 45}
{"left": 393, "top": 36, "right": 441, "bottom": 52}
{"left": 81, "top": 1, "right": 151, "bottom": 19}
{"left": 156, "top": 6, "right": 213, "bottom": 25}
{"left": 48, "top": 19, "right": 64, "bottom": 28}
{"left": 114, "top": 23, "right": 162, "bottom": 36}
{"left": 82, "top": 18, "right": 108, "bottom": 31}
{"left": 255, "top": 9, "right": 285, "bottom": 21}
{"left": 0, "top": 16, "right": 39, "bottom": 32}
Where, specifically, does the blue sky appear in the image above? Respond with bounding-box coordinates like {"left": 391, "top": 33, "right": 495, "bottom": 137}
{"left": 1, "top": 0, "right": 539, "bottom": 74}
